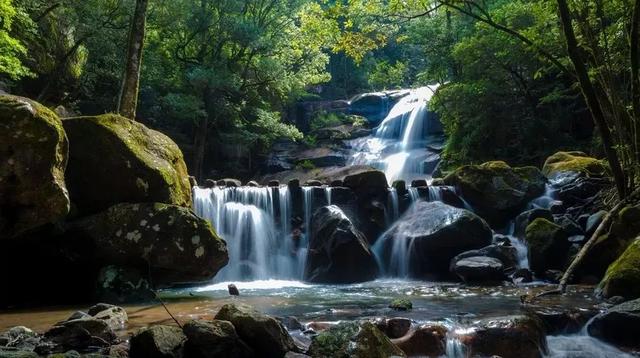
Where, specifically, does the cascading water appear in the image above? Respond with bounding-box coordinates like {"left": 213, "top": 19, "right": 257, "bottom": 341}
{"left": 193, "top": 186, "right": 307, "bottom": 281}
{"left": 349, "top": 85, "right": 441, "bottom": 184}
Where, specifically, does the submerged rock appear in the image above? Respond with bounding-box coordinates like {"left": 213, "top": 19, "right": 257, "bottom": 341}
{"left": 66, "top": 202, "right": 228, "bottom": 286}
{"left": 129, "top": 325, "right": 186, "bottom": 358}
{"left": 596, "top": 238, "right": 640, "bottom": 300}
{"left": 542, "top": 151, "right": 609, "bottom": 179}
{"left": 214, "top": 303, "right": 296, "bottom": 358}
{"left": 588, "top": 298, "right": 640, "bottom": 349}
{"left": 63, "top": 114, "right": 191, "bottom": 216}
{"left": 391, "top": 324, "right": 447, "bottom": 357}
{"left": 525, "top": 218, "right": 569, "bottom": 274}
{"left": 379, "top": 201, "right": 493, "bottom": 278}
{"left": 462, "top": 315, "right": 547, "bottom": 358}
{"left": 304, "top": 206, "right": 378, "bottom": 283}
{"left": 389, "top": 298, "right": 413, "bottom": 311}
{"left": 308, "top": 321, "right": 405, "bottom": 358}
{"left": 374, "top": 318, "right": 412, "bottom": 339}
{"left": 443, "top": 161, "right": 546, "bottom": 226}
{"left": 182, "top": 320, "right": 253, "bottom": 358}
{"left": 0, "top": 95, "right": 70, "bottom": 239}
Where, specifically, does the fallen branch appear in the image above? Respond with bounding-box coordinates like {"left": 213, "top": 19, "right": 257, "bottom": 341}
{"left": 534, "top": 186, "right": 640, "bottom": 300}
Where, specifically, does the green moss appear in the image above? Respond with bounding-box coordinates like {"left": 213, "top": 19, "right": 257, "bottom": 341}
{"left": 63, "top": 114, "right": 191, "bottom": 215}
{"left": 309, "top": 322, "right": 360, "bottom": 358}
{"left": 542, "top": 151, "right": 609, "bottom": 177}
{"left": 525, "top": 218, "right": 569, "bottom": 273}
{"left": 597, "top": 238, "right": 640, "bottom": 299}
{"left": 389, "top": 298, "right": 413, "bottom": 311}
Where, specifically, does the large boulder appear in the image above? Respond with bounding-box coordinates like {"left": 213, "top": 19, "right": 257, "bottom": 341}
{"left": 41, "top": 317, "right": 117, "bottom": 353}
{"left": 343, "top": 169, "right": 389, "bottom": 190}
{"left": 379, "top": 201, "right": 493, "bottom": 278}
{"left": 391, "top": 324, "right": 447, "bottom": 357}
{"left": 65, "top": 203, "right": 228, "bottom": 286}
{"left": 525, "top": 218, "right": 570, "bottom": 274}
{"left": 63, "top": 114, "right": 191, "bottom": 215}
{"left": 304, "top": 206, "right": 378, "bottom": 283}
{"left": 588, "top": 298, "right": 640, "bottom": 349}
{"left": 182, "top": 320, "right": 253, "bottom": 358}
{"left": 514, "top": 209, "right": 554, "bottom": 239}
{"left": 443, "top": 161, "right": 546, "bottom": 226}
{"left": 0, "top": 95, "right": 70, "bottom": 239}
{"left": 214, "top": 303, "right": 296, "bottom": 358}
{"left": 461, "top": 315, "right": 547, "bottom": 358}
{"left": 596, "top": 238, "right": 640, "bottom": 300}
{"left": 542, "top": 151, "right": 609, "bottom": 179}
{"left": 451, "top": 243, "right": 519, "bottom": 270}
{"left": 308, "top": 321, "right": 405, "bottom": 358}
{"left": 129, "top": 325, "right": 186, "bottom": 358}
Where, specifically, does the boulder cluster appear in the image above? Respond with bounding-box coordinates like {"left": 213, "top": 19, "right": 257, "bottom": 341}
{"left": 0, "top": 95, "right": 229, "bottom": 307}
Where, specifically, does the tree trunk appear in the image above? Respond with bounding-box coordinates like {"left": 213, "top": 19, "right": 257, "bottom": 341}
{"left": 631, "top": 0, "right": 640, "bottom": 164}
{"left": 117, "top": 0, "right": 149, "bottom": 119}
{"left": 192, "top": 116, "right": 208, "bottom": 180}
{"left": 556, "top": 0, "right": 628, "bottom": 198}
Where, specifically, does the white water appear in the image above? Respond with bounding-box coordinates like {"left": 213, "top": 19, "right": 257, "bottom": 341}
{"left": 193, "top": 186, "right": 308, "bottom": 281}
{"left": 349, "top": 85, "right": 441, "bottom": 184}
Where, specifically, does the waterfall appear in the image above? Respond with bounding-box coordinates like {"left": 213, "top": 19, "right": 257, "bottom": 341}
{"left": 408, "top": 187, "right": 420, "bottom": 202}
{"left": 192, "top": 186, "right": 306, "bottom": 281}
{"left": 303, "top": 187, "right": 314, "bottom": 234}
{"left": 325, "top": 187, "right": 332, "bottom": 206}
{"left": 387, "top": 188, "right": 400, "bottom": 224}
{"left": 349, "top": 85, "right": 441, "bottom": 184}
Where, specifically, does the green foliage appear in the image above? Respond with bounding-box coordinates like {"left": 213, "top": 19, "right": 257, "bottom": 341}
{"left": 296, "top": 159, "right": 316, "bottom": 171}
{"left": 0, "top": 0, "right": 30, "bottom": 80}
{"left": 368, "top": 61, "right": 408, "bottom": 90}
{"left": 310, "top": 112, "right": 345, "bottom": 131}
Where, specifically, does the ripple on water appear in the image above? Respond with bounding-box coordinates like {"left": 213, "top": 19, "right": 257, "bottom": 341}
{"left": 546, "top": 335, "right": 636, "bottom": 358}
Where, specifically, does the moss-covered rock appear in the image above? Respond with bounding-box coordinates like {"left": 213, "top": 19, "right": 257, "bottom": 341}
{"left": 389, "top": 298, "right": 413, "bottom": 311}
{"left": 66, "top": 203, "right": 228, "bottom": 286}
{"left": 443, "top": 161, "right": 546, "bottom": 226}
{"left": 129, "top": 325, "right": 186, "bottom": 358}
{"left": 525, "top": 218, "right": 569, "bottom": 274}
{"left": 214, "top": 303, "right": 296, "bottom": 358}
{"left": 0, "top": 95, "right": 70, "bottom": 239}
{"left": 182, "top": 319, "right": 254, "bottom": 358}
{"left": 63, "top": 114, "right": 191, "bottom": 215}
{"left": 597, "top": 238, "right": 640, "bottom": 300}
{"left": 308, "top": 321, "right": 405, "bottom": 358}
{"left": 542, "top": 151, "right": 609, "bottom": 178}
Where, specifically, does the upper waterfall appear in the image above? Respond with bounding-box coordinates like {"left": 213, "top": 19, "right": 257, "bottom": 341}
{"left": 349, "top": 85, "right": 442, "bottom": 184}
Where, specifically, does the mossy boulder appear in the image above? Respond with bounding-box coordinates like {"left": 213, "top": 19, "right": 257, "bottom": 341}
{"left": 542, "top": 151, "right": 609, "bottom": 179}
{"left": 63, "top": 114, "right": 191, "bottom": 216}
{"left": 525, "top": 218, "right": 570, "bottom": 274}
{"left": 0, "top": 95, "right": 70, "bottom": 239}
{"left": 129, "top": 325, "right": 186, "bottom": 358}
{"left": 389, "top": 298, "right": 413, "bottom": 311}
{"left": 182, "top": 320, "right": 253, "bottom": 358}
{"left": 596, "top": 238, "right": 640, "bottom": 300}
{"left": 66, "top": 203, "right": 228, "bottom": 286}
{"left": 214, "top": 303, "right": 296, "bottom": 358}
{"left": 443, "top": 161, "right": 546, "bottom": 226}
{"left": 587, "top": 298, "right": 640, "bottom": 349}
{"left": 308, "top": 321, "right": 406, "bottom": 358}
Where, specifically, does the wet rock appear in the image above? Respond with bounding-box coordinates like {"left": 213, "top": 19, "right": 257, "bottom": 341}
{"left": 588, "top": 298, "right": 640, "bottom": 349}
{"left": 129, "top": 325, "right": 186, "bottom": 358}
{"left": 452, "top": 243, "right": 519, "bottom": 271}
{"left": 514, "top": 209, "right": 554, "bottom": 239}
{"left": 525, "top": 218, "right": 569, "bottom": 274}
{"left": 296, "top": 148, "right": 347, "bottom": 168}
{"left": 63, "top": 114, "right": 191, "bottom": 216}
{"left": 288, "top": 179, "right": 301, "bottom": 189}
{"left": 451, "top": 256, "right": 506, "bottom": 283}
{"left": 375, "top": 318, "right": 412, "bottom": 339}
{"left": 389, "top": 298, "right": 413, "bottom": 311}
{"left": 392, "top": 180, "right": 407, "bottom": 194}
{"left": 596, "top": 238, "right": 640, "bottom": 300}
{"left": 0, "top": 326, "right": 40, "bottom": 352}
{"left": 308, "top": 321, "right": 405, "bottom": 358}
{"left": 214, "top": 303, "right": 296, "bottom": 358}
{"left": 532, "top": 308, "right": 597, "bottom": 335}
{"left": 42, "top": 318, "right": 117, "bottom": 353}
{"left": 279, "top": 316, "right": 304, "bottom": 331}
{"left": 555, "top": 216, "right": 583, "bottom": 236}
{"left": 86, "top": 303, "right": 128, "bottom": 332}
{"left": 391, "top": 324, "right": 447, "bottom": 357}
{"left": 544, "top": 270, "right": 564, "bottom": 283}
{"left": 65, "top": 203, "right": 228, "bottom": 286}
{"left": 462, "top": 315, "right": 547, "bottom": 358}
{"left": 268, "top": 180, "right": 280, "bottom": 187}
{"left": 220, "top": 178, "right": 241, "bottom": 187}
{"left": 410, "top": 179, "right": 427, "bottom": 187}
{"left": 443, "top": 161, "right": 546, "bottom": 226}
{"left": 513, "top": 268, "right": 533, "bottom": 283}
{"left": 246, "top": 180, "right": 259, "bottom": 187}
{"left": 379, "top": 201, "right": 493, "bottom": 277}
{"left": 182, "top": 320, "right": 253, "bottom": 358}
{"left": 586, "top": 210, "right": 607, "bottom": 235}
{"left": 343, "top": 169, "right": 388, "bottom": 190}
{"left": 228, "top": 284, "right": 240, "bottom": 296}
{"left": 305, "top": 206, "right": 377, "bottom": 283}
{"left": 96, "top": 266, "right": 155, "bottom": 303}
{"left": 542, "top": 151, "right": 609, "bottom": 179}
{"left": 203, "top": 179, "right": 216, "bottom": 188}
{"left": 0, "top": 95, "right": 70, "bottom": 239}
{"left": 329, "top": 179, "right": 343, "bottom": 187}
{"left": 285, "top": 352, "right": 311, "bottom": 358}
{"left": 305, "top": 180, "right": 323, "bottom": 187}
